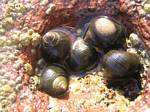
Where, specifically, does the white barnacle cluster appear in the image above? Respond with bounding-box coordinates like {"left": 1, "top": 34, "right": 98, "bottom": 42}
{"left": 0, "top": 0, "right": 33, "bottom": 35}
{"left": 0, "top": 46, "right": 21, "bottom": 111}
{"left": 29, "top": 76, "right": 40, "bottom": 91}
{"left": 126, "top": 33, "right": 150, "bottom": 88}
{"left": 0, "top": 28, "right": 41, "bottom": 49}
{"left": 69, "top": 74, "right": 130, "bottom": 111}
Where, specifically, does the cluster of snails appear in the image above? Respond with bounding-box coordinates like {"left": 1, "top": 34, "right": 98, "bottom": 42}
{"left": 38, "top": 16, "right": 142, "bottom": 97}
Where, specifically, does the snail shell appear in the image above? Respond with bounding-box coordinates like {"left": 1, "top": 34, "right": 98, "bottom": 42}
{"left": 83, "top": 16, "right": 125, "bottom": 50}
{"left": 38, "top": 65, "right": 68, "bottom": 97}
{"left": 40, "top": 28, "right": 72, "bottom": 64}
{"left": 66, "top": 38, "right": 98, "bottom": 73}
{"left": 102, "top": 50, "right": 141, "bottom": 79}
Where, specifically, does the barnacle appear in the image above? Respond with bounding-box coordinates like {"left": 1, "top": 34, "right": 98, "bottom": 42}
{"left": 24, "top": 63, "right": 33, "bottom": 75}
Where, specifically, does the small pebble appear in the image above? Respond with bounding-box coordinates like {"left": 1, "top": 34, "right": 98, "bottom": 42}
{"left": 34, "top": 67, "right": 39, "bottom": 74}
{"left": 127, "top": 48, "right": 138, "bottom": 54}
{"left": 129, "top": 33, "right": 141, "bottom": 47}
{"left": 45, "top": 4, "right": 56, "bottom": 15}
{"left": 31, "top": 49, "right": 36, "bottom": 55}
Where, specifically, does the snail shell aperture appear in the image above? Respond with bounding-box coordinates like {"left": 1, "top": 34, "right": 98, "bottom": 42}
{"left": 66, "top": 38, "right": 98, "bottom": 73}
{"left": 40, "top": 28, "right": 72, "bottom": 64}
{"left": 38, "top": 65, "right": 68, "bottom": 97}
{"left": 83, "top": 16, "right": 125, "bottom": 50}
{"left": 102, "top": 50, "right": 141, "bottom": 79}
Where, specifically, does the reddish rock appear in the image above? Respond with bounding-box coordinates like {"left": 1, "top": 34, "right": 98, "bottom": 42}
{"left": 7, "top": 0, "right": 150, "bottom": 112}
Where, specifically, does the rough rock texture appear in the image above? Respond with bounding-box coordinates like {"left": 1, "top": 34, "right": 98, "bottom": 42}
{"left": 15, "top": 0, "right": 150, "bottom": 40}
{"left": 1, "top": 0, "right": 149, "bottom": 112}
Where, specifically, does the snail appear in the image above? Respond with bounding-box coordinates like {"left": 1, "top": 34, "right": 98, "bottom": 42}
{"left": 102, "top": 50, "right": 141, "bottom": 79}
{"left": 66, "top": 38, "right": 99, "bottom": 73}
{"left": 83, "top": 16, "right": 125, "bottom": 50}
{"left": 40, "top": 28, "right": 73, "bottom": 64}
{"left": 38, "top": 65, "right": 69, "bottom": 97}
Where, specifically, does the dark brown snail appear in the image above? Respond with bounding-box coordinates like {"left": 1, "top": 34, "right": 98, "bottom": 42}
{"left": 83, "top": 16, "right": 125, "bottom": 50}
{"left": 38, "top": 65, "right": 69, "bottom": 97}
{"left": 40, "top": 28, "right": 72, "bottom": 64}
{"left": 102, "top": 50, "right": 141, "bottom": 79}
{"left": 66, "top": 38, "right": 99, "bottom": 73}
